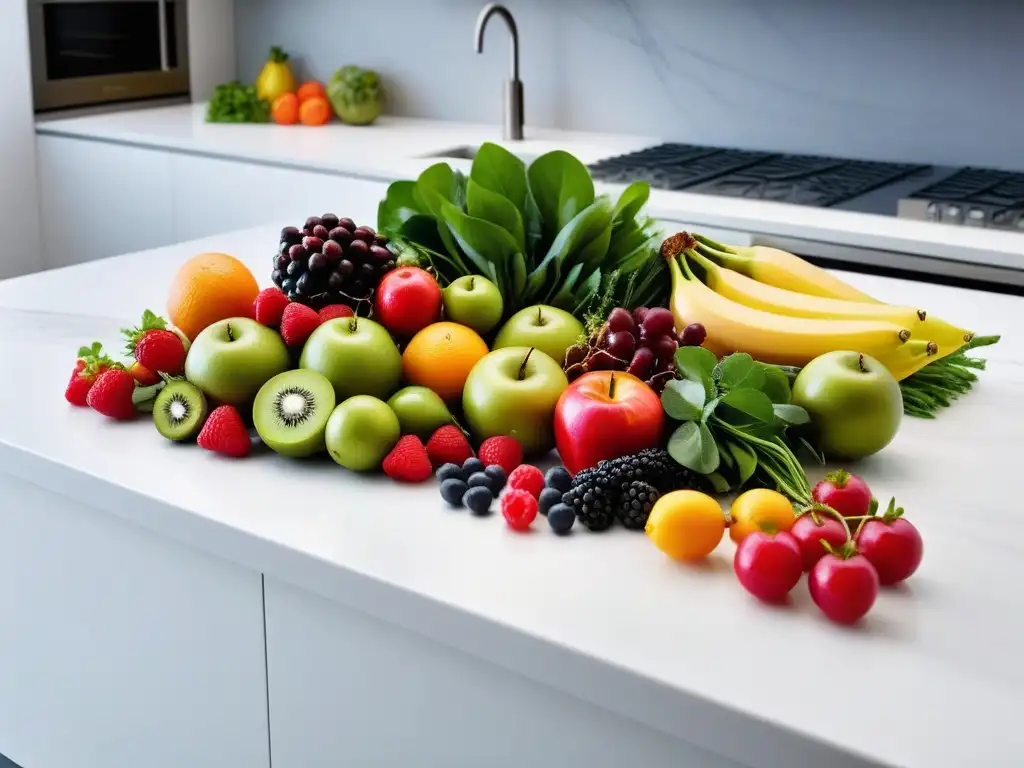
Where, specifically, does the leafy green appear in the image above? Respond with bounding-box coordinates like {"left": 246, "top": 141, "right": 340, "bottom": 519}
{"left": 899, "top": 334, "right": 1000, "bottom": 418}
{"left": 663, "top": 352, "right": 812, "bottom": 503}
{"left": 206, "top": 81, "right": 270, "bottom": 123}
{"left": 377, "top": 143, "right": 662, "bottom": 319}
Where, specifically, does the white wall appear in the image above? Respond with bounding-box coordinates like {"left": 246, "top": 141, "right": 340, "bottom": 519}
{"left": 0, "top": 1, "right": 42, "bottom": 279}
{"left": 235, "top": 0, "right": 1024, "bottom": 171}
{"left": 188, "top": 0, "right": 236, "bottom": 102}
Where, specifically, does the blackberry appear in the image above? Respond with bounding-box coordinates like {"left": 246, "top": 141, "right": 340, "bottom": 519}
{"left": 616, "top": 480, "right": 660, "bottom": 529}
{"left": 562, "top": 463, "right": 616, "bottom": 531}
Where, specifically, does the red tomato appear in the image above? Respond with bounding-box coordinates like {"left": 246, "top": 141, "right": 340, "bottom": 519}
{"left": 811, "top": 470, "right": 872, "bottom": 520}
{"left": 809, "top": 551, "right": 879, "bottom": 625}
{"left": 789, "top": 512, "right": 849, "bottom": 571}
{"left": 373, "top": 267, "right": 442, "bottom": 337}
{"left": 855, "top": 517, "right": 923, "bottom": 585}
{"left": 733, "top": 531, "right": 803, "bottom": 603}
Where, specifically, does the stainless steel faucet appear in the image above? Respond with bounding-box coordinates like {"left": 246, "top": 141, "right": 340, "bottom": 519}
{"left": 474, "top": 3, "right": 523, "bottom": 141}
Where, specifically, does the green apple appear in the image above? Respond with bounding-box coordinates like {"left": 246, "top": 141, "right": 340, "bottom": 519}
{"left": 325, "top": 396, "right": 401, "bottom": 471}
{"left": 184, "top": 317, "right": 289, "bottom": 404}
{"left": 493, "top": 305, "right": 584, "bottom": 367}
{"left": 442, "top": 275, "right": 504, "bottom": 334}
{"left": 300, "top": 316, "right": 402, "bottom": 401}
{"left": 792, "top": 351, "right": 903, "bottom": 460}
{"left": 462, "top": 346, "right": 568, "bottom": 454}
{"left": 387, "top": 386, "right": 454, "bottom": 438}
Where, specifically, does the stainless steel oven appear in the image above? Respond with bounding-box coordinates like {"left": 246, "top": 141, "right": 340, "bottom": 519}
{"left": 29, "top": 0, "right": 189, "bottom": 112}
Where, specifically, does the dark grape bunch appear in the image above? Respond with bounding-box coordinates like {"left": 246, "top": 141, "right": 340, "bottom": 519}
{"left": 563, "top": 306, "right": 707, "bottom": 394}
{"left": 271, "top": 213, "right": 396, "bottom": 312}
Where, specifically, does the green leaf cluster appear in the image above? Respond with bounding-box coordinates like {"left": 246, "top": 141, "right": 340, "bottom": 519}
{"left": 661, "top": 350, "right": 815, "bottom": 503}
{"left": 378, "top": 144, "right": 666, "bottom": 319}
{"left": 206, "top": 81, "right": 270, "bottom": 123}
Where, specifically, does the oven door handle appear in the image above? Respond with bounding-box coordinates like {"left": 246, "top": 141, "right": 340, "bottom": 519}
{"left": 157, "top": 0, "right": 170, "bottom": 71}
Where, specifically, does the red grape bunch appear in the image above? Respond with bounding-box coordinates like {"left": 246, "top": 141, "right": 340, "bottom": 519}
{"left": 271, "top": 213, "right": 396, "bottom": 313}
{"left": 564, "top": 306, "right": 707, "bottom": 394}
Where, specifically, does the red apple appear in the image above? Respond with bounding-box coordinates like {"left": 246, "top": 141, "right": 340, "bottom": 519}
{"left": 373, "top": 267, "right": 442, "bottom": 337}
{"left": 553, "top": 371, "right": 665, "bottom": 476}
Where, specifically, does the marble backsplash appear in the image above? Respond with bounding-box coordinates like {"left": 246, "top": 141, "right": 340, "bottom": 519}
{"left": 235, "top": 0, "right": 1024, "bottom": 170}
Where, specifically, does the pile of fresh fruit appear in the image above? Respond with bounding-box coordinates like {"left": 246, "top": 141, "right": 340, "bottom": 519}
{"left": 63, "top": 147, "right": 998, "bottom": 628}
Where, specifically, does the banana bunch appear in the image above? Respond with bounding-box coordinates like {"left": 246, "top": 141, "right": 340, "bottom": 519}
{"left": 661, "top": 232, "right": 975, "bottom": 381}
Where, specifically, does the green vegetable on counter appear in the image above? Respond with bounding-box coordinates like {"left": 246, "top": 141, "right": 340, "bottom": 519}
{"left": 327, "top": 65, "right": 384, "bottom": 125}
{"left": 899, "top": 334, "right": 1000, "bottom": 418}
{"left": 662, "top": 348, "right": 815, "bottom": 504}
{"left": 379, "top": 143, "right": 666, "bottom": 320}
{"left": 206, "top": 81, "right": 270, "bottom": 123}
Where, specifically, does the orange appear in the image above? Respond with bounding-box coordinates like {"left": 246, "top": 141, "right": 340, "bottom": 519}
{"left": 728, "top": 488, "right": 796, "bottom": 544}
{"left": 646, "top": 491, "right": 726, "bottom": 562}
{"left": 167, "top": 252, "right": 259, "bottom": 340}
{"left": 402, "top": 322, "right": 489, "bottom": 401}
{"left": 299, "top": 96, "right": 331, "bottom": 126}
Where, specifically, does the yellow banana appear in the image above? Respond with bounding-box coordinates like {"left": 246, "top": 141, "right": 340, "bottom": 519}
{"left": 912, "top": 314, "right": 974, "bottom": 354}
{"left": 693, "top": 233, "right": 878, "bottom": 303}
{"left": 664, "top": 246, "right": 911, "bottom": 367}
{"left": 871, "top": 340, "right": 940, "bottom": 381}
{"left": 688, "top": 247, "right": 925, "bottom": 327}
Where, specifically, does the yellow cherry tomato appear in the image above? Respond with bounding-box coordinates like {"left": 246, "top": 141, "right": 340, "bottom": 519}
{"left": 728, "top": 488, "right": 796, "bottom": 544}
{"left": 646, "top": 490, "right": 726, "bottom": 562}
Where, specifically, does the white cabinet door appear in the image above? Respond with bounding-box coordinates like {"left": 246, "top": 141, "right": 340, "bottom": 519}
{"left": 171, "top": 154, "right": 389, "bottom": 243}
{"left": 0, "top": 472, "right": 270, "bottom": 768}
{"left": 36, "top": 135, "right": 175, "bottom": 268}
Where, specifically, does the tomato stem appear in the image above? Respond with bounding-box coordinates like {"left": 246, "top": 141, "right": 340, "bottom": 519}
{"left": 801, "top": 502, "right": 853, "bottom": 542}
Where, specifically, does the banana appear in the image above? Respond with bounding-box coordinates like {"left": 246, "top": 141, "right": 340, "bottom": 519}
{"left": 688, "top": 247, "right": 926, "bottom": 327}
{"left": 693, "top": 233, "right": 878, "bottom": 303}
{"left": 871, "top": 339, "right": 940, "bottom": 381}
{"left": 912, "top": 314, "right": 974, "bottom": 354}
{"left": 663, "top": 244, "right": 911, "bottom": 367}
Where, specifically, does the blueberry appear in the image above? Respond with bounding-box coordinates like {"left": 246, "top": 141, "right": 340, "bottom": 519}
{"left": 436, "top": 463, "right": 464, "bottom": 484}
{"left": 547, "top": 503, "right": 576, "bottom": 534}
{"left": 538, "top": 487, "right": 563, "bottom": 516}
{"left": 462, "top": 457, "right": 485, "bottom": 476}
{"left": 463, "top": 486, "right": 493, "bottom": 516}
{"left": 467, "top": 472, "right": 494, "bottom": 492}
{"left": 483, "top": 465, "right": 507, "bottom": 492}
{"left": 440, "top": 479, "right": 468, "bottom": 506}
{"left": 544, "top": 466, "right": 572, "bottom": 494}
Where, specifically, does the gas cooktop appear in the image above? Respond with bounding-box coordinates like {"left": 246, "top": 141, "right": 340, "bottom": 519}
{"left": 589, "top": 144, "right": 1024, "bottom": 232}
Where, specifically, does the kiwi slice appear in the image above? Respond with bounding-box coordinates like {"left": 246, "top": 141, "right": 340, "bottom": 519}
{"left": 153, "top": 381, "right": 209, "bottom": 441}
{"left": 253, "top": 369, "right": 336, "bottom": 458}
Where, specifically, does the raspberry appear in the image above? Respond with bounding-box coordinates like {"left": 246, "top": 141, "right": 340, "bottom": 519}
{"left": 507, "top": 464, "right": 544, "bottom": 499}
{"left": 501, "top": 489, "right": 538, "bottom": 531}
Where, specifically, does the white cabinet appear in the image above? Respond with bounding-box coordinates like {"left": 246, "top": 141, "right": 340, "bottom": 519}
{"left": 263, "top": 577, "right": 738, "bottom": 768}
{"left": 36, "top": 135, "right": 175, "bottom": 268}
{"left": 0, "top": 472, "right": 270, "bottom": 768}
{"left": 171, "top": 154, "right": 389, "bottom": 242}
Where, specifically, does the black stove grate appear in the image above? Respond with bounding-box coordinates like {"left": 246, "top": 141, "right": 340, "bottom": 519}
{"left": 589, "top": 144, "right": 773, "bottom": 190}
{"left": 909, "top": 167, "right": 1024, "bottom": 208}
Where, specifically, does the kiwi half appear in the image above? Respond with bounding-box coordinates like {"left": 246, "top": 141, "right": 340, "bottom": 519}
{"left": 253, "top": 369, "right": 336, "bottom": 458}
{"left": 154, "top": 381, "right": 208, "bottom": 441}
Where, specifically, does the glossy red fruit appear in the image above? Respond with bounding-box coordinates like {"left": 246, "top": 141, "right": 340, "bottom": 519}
{"left": 789, "top": 512, "right": 849, "bottom": 571}
{"left": 373, "top": 267, "right": 441, "bottom": 337}
{"left": 606, "top": 307, "right": 635, "bottom": 334}
{"left": 809, "top": 548, "right": 879, "bottom": 625}
{"left": 855, "top": 516, "right": 923, "bottom": 585}
{"left": 811, "top": 469, "right": 872, "bottom": 520}
{"left": 501, "top": 489, "right": 538, "bottom": 531}
{"left": 86, "top": 368, "right": 136, "bottom": 420}
{"left": 734, "top": 531, "right": 803, "bottom": 603}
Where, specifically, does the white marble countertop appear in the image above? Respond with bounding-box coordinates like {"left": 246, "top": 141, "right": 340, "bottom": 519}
{"left": 36, "top": 103, "right": 1024, "bottom": 272}
{"left": 0, "top": 210, "right": 1021, "bottom": 766}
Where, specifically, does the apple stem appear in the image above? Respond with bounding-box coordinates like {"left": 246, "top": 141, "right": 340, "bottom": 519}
{"left": 226, "top": 322, "right": 235, "bottom": 342}
{"left": 518, "top": 347, "right": 534, "bottom": 381}
{"left": 857, "top": 353, "right": 866, "bottom": 373}
{"left": 350, "top": 317, "right": 359, "bottom": 333}
{"left": 608, "top": 371, "right": 617, "bottom": 399}
{"left": 536, "top": 306, "right": 546, "bottom": 326}
{"left": 467, "top": 276, "right": 475, "bottom": 290}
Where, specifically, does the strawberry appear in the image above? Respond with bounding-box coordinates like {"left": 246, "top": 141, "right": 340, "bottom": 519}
{"left": 86, "top": 367, "right": 136, "bottom": 420}
{"left": 197, "top": 405, "right": 251, "bottom": 458}
{"left": 254, "top": 287, "right": 290, "bottom": 327}
{"left": 478, "top": 436, "right": 523, "bottom": 476}
{"left": 123, "top": 309, "right": 186, "bottom": 376}
{"left": 64, "top": 341, "right": 113, "bottom": 406}
{"left": 280, "top": 302, "right": 321, "bottom": 346}
{"left": 128, "top": 360, "right": 160, "bottom": 386}
{"left": 425, "top": 425, "right": 473, "bottom": 468}
{"left": 382, "top": 435, "right": 432, "bottom": 483}
{"left": 318, "top": 304, "right": 355, "bottom": 322}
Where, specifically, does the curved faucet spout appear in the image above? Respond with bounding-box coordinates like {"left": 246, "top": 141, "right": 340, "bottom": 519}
{"left": 474, "top": 3, "right": 520, "bottom": 82}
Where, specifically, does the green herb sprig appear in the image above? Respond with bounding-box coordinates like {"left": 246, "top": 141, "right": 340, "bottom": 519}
{"left": 899, "top": 334, "right": 999, "bottom": 418}
{"left": 661, "top": 348, "right": 814, "bottom": 504}
{"left": 206, "top": 81, "right": 270, "bottom": 123}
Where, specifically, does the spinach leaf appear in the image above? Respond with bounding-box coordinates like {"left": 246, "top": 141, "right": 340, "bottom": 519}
{"left": 510, "top": 251, "right": 528, "bottom": 300}
{"left": 377, "top": 180, "right": 424, "bottom": 234}
{"left": 440, "top": 201, "right": 522, "bottom": 295}
{"left": 416, "top": 163, "right": 465, "bottom": 258}
{"left": 772, "top": 403, "right": 810, "bottom": 426}
{"left": 549, "top": 262, "right": 584, "bottom": 309}
{"left": 661, "top": 379, "right": 705, "bottom": 421}
{"left": 720, "top": 389, "right": 775, "bottom": 423}
{"left": 674, "top": 346, "right": 718, "bottom": 400}
{"left": 668, "top": 421, "right": 720, "bottom": 474}
{"left": 396, "top": 215, "right": 470, "bottom": 278}
{"left": 726, "top": 439, "right": 758, "bottom": 484}
{"left": 527, "top": 150, "right": 595, "bottom": 246}
{"left": 759, "top": 364, "right": 792, "bottom": 404}
{"left": 612, "top": 182, "right": 650, "bottom": 228}
{"left": 466, "top": 178, "right": 526, "bottom": 252}
{"left": 470, "top": 143, "right": 529, "bottom": 218}
{"left": 571, "top": 268, "right": 603, "bottom": 316}
{"left": 525, "top": 198, "right": 612, "bottom": 303}
{"left": 719, "top": 353, "right": 759, "bottom": 388}
{"left": 701, "top": 395, "right": 721, "bottom": 424}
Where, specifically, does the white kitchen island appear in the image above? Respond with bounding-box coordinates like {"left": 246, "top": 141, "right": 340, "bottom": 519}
{"left": 0, "top": 219, "right": 1021, "bottom": 768}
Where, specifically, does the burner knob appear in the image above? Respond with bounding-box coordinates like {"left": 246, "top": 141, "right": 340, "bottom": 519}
{"left": 966, "top": 208, "right": 986, "bottom": 226}
{"left": 944, "top": 204, "right": 962, "bottom": 223}
{"left": 926, "top": 202, "right": 940, "bottom": 220}
{"left": 1016, "top": 217, "right": 1024, "bottom": 230}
